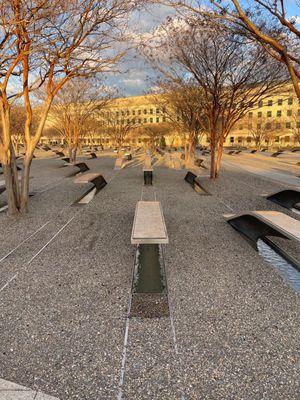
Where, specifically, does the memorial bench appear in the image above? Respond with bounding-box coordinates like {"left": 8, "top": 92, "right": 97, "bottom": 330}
{"left": 55, "top": 151, "right": 65, "bottom": 157}
{"left": 195, "top": 158, "right": 206, "bottom": 168}
{"left": 264, "top": 189, "right": 300, "bottom": 211}
{"left": 271, "top": 150, "right": 283, "bottom": 157}
{"left": 74, "top": 172, "right": 107, "bottom": 204}
{"left": 131, "top": 201, "right": 168, "bottom": 244}
{"left": 184, "top": 171, "right": 208, "bottom": 194}
{"left": 224, "top": 211, "right": 300, "bottom": 249}
{"left": 0, "top": 180, "right": 6, "bottom": 195}
{"left": 143, "top": 155, "right": 153, "bottom": 185}
{"left": 89, "top": 152, "right": 97, "bottom": 159}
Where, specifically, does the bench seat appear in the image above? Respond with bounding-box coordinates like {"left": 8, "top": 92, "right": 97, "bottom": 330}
{"left": 265, "top": 189, "right": 300, "bottom": 211}
{"left": 131, "top": 201, "right": 168, "bottom": 244}
{"left": 225, "top": 211, "right": 300, "bottom": 248}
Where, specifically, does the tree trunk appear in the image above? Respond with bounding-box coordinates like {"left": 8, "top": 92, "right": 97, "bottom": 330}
{"left": 210, "top": 141, "right": 217, "bottom": 179}
{"left": 216, "top": 136, "right": 225, "bottom": 175}
{"left": 2, "top": 143, "right": 21, "bottom": 215}
{"left": 20, "top": 151, "right": 33, "bottom": 213}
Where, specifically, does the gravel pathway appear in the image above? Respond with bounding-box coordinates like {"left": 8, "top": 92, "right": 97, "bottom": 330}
{"left": 0, "top": 152, "right": 299, "bottom": 399}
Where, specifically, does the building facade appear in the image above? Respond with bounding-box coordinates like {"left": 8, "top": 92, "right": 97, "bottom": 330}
{"left": 42, "top": 85, "right": 300, "bottom": 148}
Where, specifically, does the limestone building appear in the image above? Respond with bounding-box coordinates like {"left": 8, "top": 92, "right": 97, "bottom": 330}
{"left": 42, "top": 84, "right": 300, "bottom": 148}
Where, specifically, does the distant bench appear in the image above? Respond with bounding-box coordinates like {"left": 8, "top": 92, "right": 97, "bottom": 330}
{"left": 143, "top": 155, "right": 153, "bottom": 185}
{"left": 89, "top": 152, "right": 97, "bottom": 159}
{"left": 265, "top": 189, "right": 300, "bottom": 211}
{"left": 224, "top": 211, "right": 300, "bottom": 249}
{"left": 184, "top": 171, "right": 208, "bottom": 194}
{"left": 131, "top": 201, "right": 168, "bottom": 244}
{"left": 74, "top": 172, "right": 107, "bottom": 204}
{"left": 0, "top": 180, "right": 6, "bottom": 195}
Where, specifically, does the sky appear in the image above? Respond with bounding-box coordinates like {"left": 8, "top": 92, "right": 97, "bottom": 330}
{"left": 105, "top": 4, "right": 174, "bottom": 97}
{"left": 107, "top": 1, "right": 300, "bottom": 97}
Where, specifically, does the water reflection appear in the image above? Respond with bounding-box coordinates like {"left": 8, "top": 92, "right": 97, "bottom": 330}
{"left": 258, "top": 239, "right": 300, "bottom": 293}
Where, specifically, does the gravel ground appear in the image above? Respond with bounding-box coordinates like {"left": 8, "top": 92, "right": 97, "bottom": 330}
{"left": 0, "top": 151, "right": 299, "bottom": 399}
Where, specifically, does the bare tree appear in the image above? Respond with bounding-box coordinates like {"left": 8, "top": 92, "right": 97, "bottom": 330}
{"left": 103, "top": 110, "right": 141, "bottom": 156}
{"left": 248, "top": 115, "right": 278, "bottom": 150}
{"left": 49, "top": 79, "right": 113, "bottom": 163}
{"left": 142, "top": 16, "right": 287, "bottom": 177}
{"left": 166, "top": 1, "right": 300, "bottom": 99}
{"left": 153, "top": 81, "right": 205, "bottom": 166}
{"left": 0, "top": 0, "right": 140, "bottom": 215}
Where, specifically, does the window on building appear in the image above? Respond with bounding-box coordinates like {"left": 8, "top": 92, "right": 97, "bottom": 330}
{"left": 138, "top": 110, "right": 141, "bottom": 115}
{"left": 162, "top": 116, "right": 166, "bottom": 122}
{"left": 116, "top": 111, "right": 119, "bottom": 117}
{"left": 268, "top": 99, "right": 273, "bottom": 106}
{"left": 267, "top": 111, "right": 272, "bottom": 117}
{"left": 230, "top": 137, "right": 234, "bottom": 143}
{"left": 249, "top": 102, "right": 254, "bottom": 108}
{"left": 258, "top": 100, "right": 263, "bottom": 107}
{"left": 138, "top": 118, "right": 141, "bottom": 123}
{"left": 127, "top": 110, "right": 130, "bottom": 116}
{"left": 156, "top": 117, "right": 160, "bottom": 123}
{"left": 132, "top": 118, "right": 136, "bottom": 124}
{"left": 297, "top": 121, "right": 300, "bottom": 128}
{"left": 162, "top": 107, "right": 166, "bottom": 113}
{"left": 132, "top": 110, "right": 136, "bottom": 115}
{"left": 246, "top": 136, "right": 252, "bottom": 143}
{"left": 288, "top": 98, "right": 293, "bottom": 105}
{"left": 277, "top": 110, "right": 282, "bottom": 117}
{"left": 248, "top": 112, "right": 253, "bottom": 118}
{"left": 150, "top": 118, "right": 153, "bottom": 123}
{"left": 127, "top": 119, "right": 130, "bottom": 124}
{"left": 144, "top": 118, "right": 147, "bottom": 123}
{"left": 276, "top": 123, "right": 281, "bottom": 130}
{"left": 156, "top": 108, "right": 160, "bottom": 114}
{"left": 285, "top": 136, "right": 290, "bottom": 142}
{"left": 287, "top": 109, "right": 292, "bottom": 116}
{"left": 265, "top": 123, "right": 271, "bottom": 130}
{"left": 121, "top": 110, "right": 125, "bottom": 116}
{"left": 278, "top": 99, "right": 283, "bottom": 106}
{"left": 258, "top": 111, "right": 262, "bottom": 118}
{"left": 286, "top": 122, "right": 291, "bottom": 128}
{"left": 144, "top": 109, "right": 147, "bottom": 114}
{"left": 238, "top": 136, "right": 243, "bottom": 143}
{"left": 275, "top": 136, "right": 280, "bottom": 142}
{"left": 150, "top": 109, "right": 153, "bottom": 114}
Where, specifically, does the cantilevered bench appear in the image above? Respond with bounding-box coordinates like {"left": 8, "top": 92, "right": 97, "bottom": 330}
{"left": 131, "top": 201, "right": 168, "bottom": 244}
{"left": 89, "top": 152, "right": 97, "bottom": 159}
{"left": 74, "top": 172, "right": 107, "bottom": 204}
{"left": 55, "top": 151, "right": 65, "bottom": 157}
{"left": 265, "top": 189, "right": 300, "bottom": 211}
{"left": 184, "top": 171, "right": 208, "bottom": 194}
{"left": 271, "top": 150, "right": 283, "bottom": 157}
{"left": 0, "top": 180, "right": 6, "bottom": 195}
{"left": 143, "top": 155, "right": 153, "bottom": 185}
{"left": 224, "top": 211, "right": 300, "bottom": 249}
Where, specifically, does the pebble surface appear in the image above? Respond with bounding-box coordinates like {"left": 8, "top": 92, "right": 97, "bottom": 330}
{"left": 0, "top": 150, "right": 299, "bottom": 399}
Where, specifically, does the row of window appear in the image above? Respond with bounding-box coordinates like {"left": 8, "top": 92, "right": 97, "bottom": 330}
{"left": 239, "top": 121, "right": 299, "bottom": 130}
{"left": 248, "top": 109, "right": 300, "bottom": 118}
{"left": 100, "top": 108, "right": 166, "bottom": 118}
{"left": 102, "top": 116, "right": 167, "bottom": 125}
{"left": 256, "top": 98, "right": 295, "bottom": 107}
{"left": 228, "top": 135, "right": 291, "bottom": 143}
